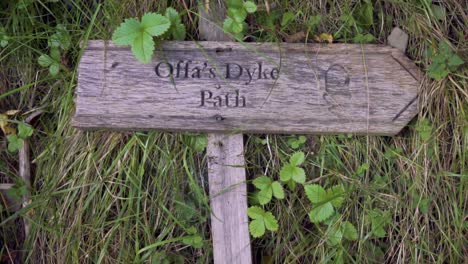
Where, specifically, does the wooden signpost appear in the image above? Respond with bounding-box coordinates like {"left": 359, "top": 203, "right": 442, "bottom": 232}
{"left": 73, "top": 4, "right": 420, "bottom": 263}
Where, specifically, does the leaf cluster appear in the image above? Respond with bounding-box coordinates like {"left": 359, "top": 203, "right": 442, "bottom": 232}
{"left": 247, "top": 206, "right": 278, "bottom": 238}
{"left": 112, "top": 8, "right": 186, "bottom": 64}
{"left": 223, "top": 0, "right": 257, "bottom": 39}
{"left": 305, "top": 184, "right": 345, "bottom": 223}
{"left": 38, "top": 24, "right": 70, "bottom": 76}
{"left": 427, "top": 41, "right": 464, "bottom": 80}
{"left": 7, "top": 123, "right": 34, "bottom": 153}
{"left": 280, "top": 152, "right": 306, "bottom": 188}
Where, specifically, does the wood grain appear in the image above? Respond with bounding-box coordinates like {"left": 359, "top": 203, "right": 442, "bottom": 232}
{"left": 73, "top": 41, "right": 420, "bottom": 135}
{"left": 200, "top": 2, "right": 252, "bottom": 264}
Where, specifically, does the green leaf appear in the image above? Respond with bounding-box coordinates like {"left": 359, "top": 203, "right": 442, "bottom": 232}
{"left": 291, "top": 167, "right": 305, "bottom": 183}
{"left": 370, "top": 209, "right": 390, "bottom": 238}
{"left": 289, "top": 151, "right": 305, "bottom": 166}
{"left": 249, "top": 219, "right": 265, "bottom": 237}
{"left": 228, "top": 8, "right": 247, "bottom": 23}
{"left": 280, "top": 164, "right": 305, "bottom": 183}
{"left": 304, "top": 184, "right": 327, "bottom": 203}
{"left": 7, "top": 135, "right": 23, "bottom": 153}
{"left": 447, "top": 54, "right": 463, "bottom": 68}
{"left": 49, "top": 63, "right": 60, "bottom": 76}
{"left": 38, "top": 54, "right": 53, "bottom": 67}
{"left": 247, "top": 206, "right": 264, "bottom": 219}
{"left": 18, "top": 123, "right": 33, "bottom": 139}
{"left": 112, "top": 18, "right": 141, "bottom": 45}
{"left": 263, "top": 212, "right": 279, "bottom": 231}
{"left": 141, "top": 13, "right": 171, "bottom": 37}
{"left": 253, "top": 176, "right": 272, "bottom": 190}
{"left": 131, "top": 31, "right": 154, "bottom": 64}
{"left": 48, "top": 24, "right": 71, "bottom": 50}
{"left": 308, "top": 15, "right": 322, "bottom": 29}
{"left": 281, "top": 12, "right": 295, "bottom": 27}
{"left": 182, "top": 235, "right": 203, "bottom": 248}
{"left": 431, "top": 4, "right": 446, "bottom": 21}
{"left": 271, "top": 181, "right": 284, "bottom": 199}
{"left": 327, "top": 185, "right": 345, "bottom": 208}
{"left": 327, "top": 226, "right": 343, "bottom": 246}
{"left": 257, "top": 188, "right": 272, "bottom": 205}
{"left": 341, "top": 221, "right": 358, "bottom": 240}
{"left": 309, "top": 202, "right": 334, "bottom": 223}
{"left": 172, "top": 23, "right": 186, "bottom": 40}
{"left": 243, "top": 1, "right": 257, "bottom": 13}
{"left": 165, "top": 7, "right": 181, "bottom": 25}
{"left": 50, "top": 48, "right": 60, "bottom": 61}
{"left": 227, "top": 0, "right": 243, "bottom": 9}
{"left": 223, "top": 17, "right": 235, "bottom": 32}
{"left": 193, "top": 135, "right": 207, "bottom": 153}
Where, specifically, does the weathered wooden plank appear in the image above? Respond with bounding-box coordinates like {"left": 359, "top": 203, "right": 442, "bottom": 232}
{"left": 73, "top": 41, "right": 420, "bottom": 135}
{"left": 200, "top": 2, "right": 252, "bottom": 264}
{"left": 207, "top": 133, "right": 251, "bottom": 263}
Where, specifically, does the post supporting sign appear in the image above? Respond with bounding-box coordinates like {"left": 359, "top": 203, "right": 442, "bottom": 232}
{"left": 73, "top": 4, "right": 420, "bottom": 263}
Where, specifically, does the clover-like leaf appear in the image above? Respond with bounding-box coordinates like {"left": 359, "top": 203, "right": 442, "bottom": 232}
{"left": 7, "top": 135, "right": 24, "bottom": 153}
{"left": 247, "top": 206, "right": 279, "bottom": 238}
{"left": 253, "top": 176, "right": 284, "bottom": 205}
{"left": 280, "top": 154, "right": 306, "bottom": 184}
{"left": 18, "top": 123, "right": 33, "bottom": 139}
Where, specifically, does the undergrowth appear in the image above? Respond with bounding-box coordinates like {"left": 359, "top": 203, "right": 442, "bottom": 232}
{"left": 0, "top": 0, "right": 466, "bottom": 263}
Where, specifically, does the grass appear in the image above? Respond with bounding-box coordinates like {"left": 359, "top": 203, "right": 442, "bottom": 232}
{"left": 1, "top": 0, "right": 467, "bottom": 263}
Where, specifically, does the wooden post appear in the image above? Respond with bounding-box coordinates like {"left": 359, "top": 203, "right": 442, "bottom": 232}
{"left": 199, "top": 3, "right": 252, "bottom": 264}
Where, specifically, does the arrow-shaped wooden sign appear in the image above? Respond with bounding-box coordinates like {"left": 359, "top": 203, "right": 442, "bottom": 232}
{"left": 73, "top": 41, "right": 420, "bottom": 135}
{"left": 73, "top": 7, "right": 420, "bottom": 262}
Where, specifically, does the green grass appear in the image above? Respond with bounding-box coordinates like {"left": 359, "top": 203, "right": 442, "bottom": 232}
{"left": 1, "top": 0, "right": 467, "bottom": 263}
